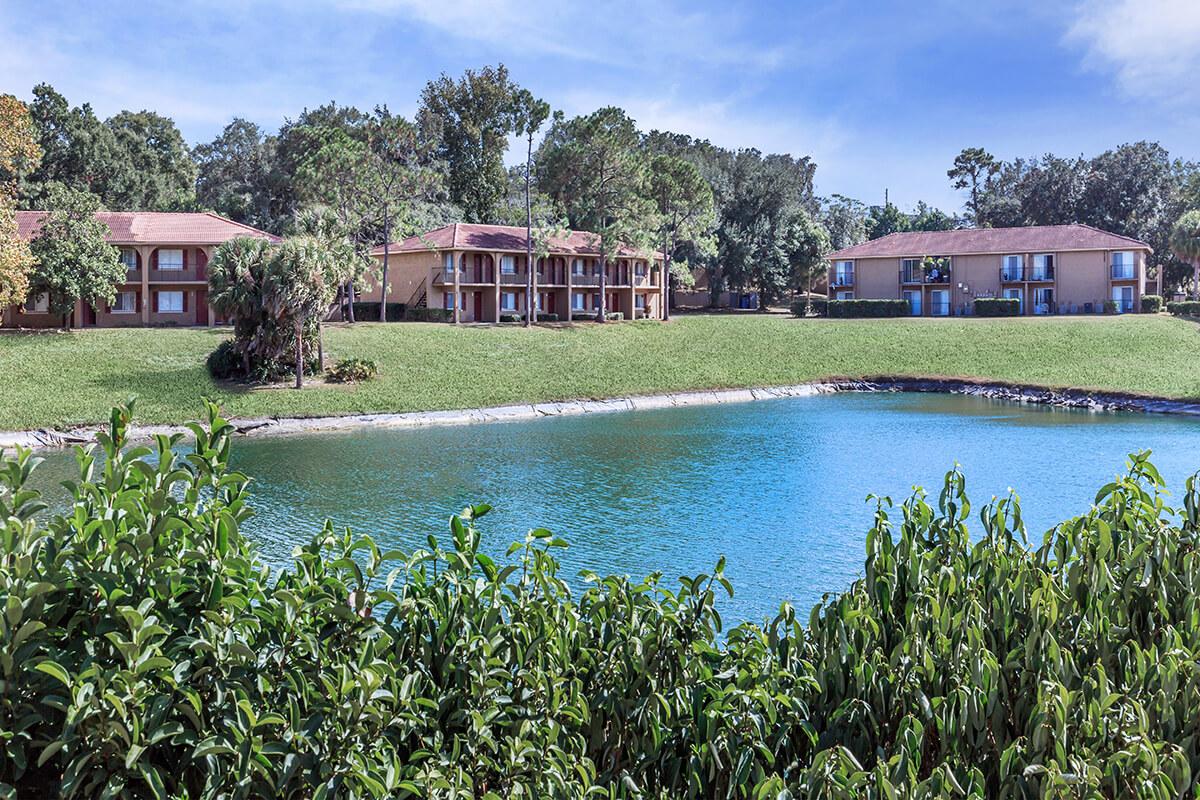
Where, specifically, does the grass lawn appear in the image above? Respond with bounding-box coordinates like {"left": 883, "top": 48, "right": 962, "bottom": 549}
{"left": 2, "top": 314, "right": 1199, "bottom": 431}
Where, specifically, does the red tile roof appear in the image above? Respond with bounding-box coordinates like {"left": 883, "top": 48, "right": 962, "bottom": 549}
{"left": 828, "top": 224, "right": 1151, "bottom": 259}
{"left": 370, "top": 222, "right": 658, "bottom": 259}
{"left": 15, "top": 211, "right": 279, "bottom": 245}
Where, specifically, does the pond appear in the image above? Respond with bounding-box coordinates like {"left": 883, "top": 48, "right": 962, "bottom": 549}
{"left": 27, "top": 392, "right": 1200, "bottom": 623}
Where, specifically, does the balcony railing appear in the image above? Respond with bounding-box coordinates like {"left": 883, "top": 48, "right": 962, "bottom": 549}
{"left": 571, "top": 273, "right": 601, "bottom": 286}
{"left": 901, "top": 269, "right": 950, "bottom": 284}
{"left": 1000, "top": 267, "right": 1055, "bottom": 282}
{"left": 831, "top": 271, "right": 855, "bottom": 288}
{"left": 149, "top": 269, "right": 206, "bottom": 282}
{"left": 499, "top": 271, "right": 526, "bottom": 285}
{"left": 1111, "top": 264, "right": 1136, "bottom": 280}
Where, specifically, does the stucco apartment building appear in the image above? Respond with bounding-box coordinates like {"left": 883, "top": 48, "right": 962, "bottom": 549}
{"left": 5, "top": 211, "right": 277, "bottom": 328}
{"left": 362, "top": 222, "right": 665, "bottom": 322}
{"left": 826, "top": 224, "right": 1152, "bottom": 316}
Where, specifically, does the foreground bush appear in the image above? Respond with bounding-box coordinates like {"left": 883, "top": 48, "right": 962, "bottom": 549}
{"left": 351, "top": 301, "right": 406, "bottom": 322}
{"left": 790, "top": 297, "right": 827, "bottom": 317}
{"left": 973, "top": 297, "right": 1020, "bottom": 316}
{"left": 827, "top": 298, "right": 909, "bottom": 318}
{"left": 1142, "top": 294, "right": 1163, "bottom": 313}
{"left": 326, "top": 357, "right": 378, "bottom": 383}
{"left": 3, "top": 404, "right": 1200, "bottom": 798}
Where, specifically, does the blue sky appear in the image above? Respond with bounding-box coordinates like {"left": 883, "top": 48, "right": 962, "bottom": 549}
{"left": 2, "top": 0, "right": 1198, "bottom": 212}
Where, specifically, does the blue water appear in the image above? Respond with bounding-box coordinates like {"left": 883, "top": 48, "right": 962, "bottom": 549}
{"left": 28, "top": 393, "right": 1200, "bottom": 623}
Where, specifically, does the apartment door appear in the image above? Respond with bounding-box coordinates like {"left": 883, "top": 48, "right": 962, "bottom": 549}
{"left": 196, "top": 290, "right": 209, "bottom": 325}
{"left": 1003, "top": 288, "right": 1023, "bottom": 315}
{"left": 1112, "top": 286, "right": 1133, "bottom": 313}
{"left": 473, "top": 291, "right": 483, "bottom": 322}
{"left": 930, "top": 289, "right": 950, "bottom": 316}
{"left": 1033, "top": 288, "right": 1054, "bottom": 315}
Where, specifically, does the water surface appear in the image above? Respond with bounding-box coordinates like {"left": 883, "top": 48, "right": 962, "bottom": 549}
{"left": 28, "top": 393, "right": 1200, "bottom": 622}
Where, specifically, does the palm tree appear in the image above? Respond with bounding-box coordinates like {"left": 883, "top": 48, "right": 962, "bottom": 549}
{"left": 1170, "top": 210, "right": 1200, "bottom": 301}
{"left": 207, "top": 237, "right": 274, "bottom": 376}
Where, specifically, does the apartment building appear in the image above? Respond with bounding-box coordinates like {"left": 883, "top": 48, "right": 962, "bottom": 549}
{"left": 826, "top": 224, "right": 1152, "bottom": 316}
{"left": 362, "top": 223, "right": 664, "bottom": 322}
{"left": 5, "top": 211, "right": 278, "bottom": 328}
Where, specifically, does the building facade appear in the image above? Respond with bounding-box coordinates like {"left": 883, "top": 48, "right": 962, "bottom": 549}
{"left": 826, "top": 225, "right": 1152, "bottom": 316}
{"left": 362, "top": 223, "right": 665, "bottom": 322}
{"left": 5, "top": 211, "right": 278, "bottom": 328}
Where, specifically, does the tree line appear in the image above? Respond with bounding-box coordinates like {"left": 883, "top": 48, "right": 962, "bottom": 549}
{"left": 3, "top": 65, "right": 1200, "bottom": 327}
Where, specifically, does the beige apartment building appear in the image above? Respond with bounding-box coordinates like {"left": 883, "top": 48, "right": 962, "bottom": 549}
{"left": 826, "top": 224, "right": 1152, "bottom": 316}
{"left": 362, "top": 223, "right": 665, "bottom": 322}
{"left": 5, "top": 211, "right": 278, "bottom": 328}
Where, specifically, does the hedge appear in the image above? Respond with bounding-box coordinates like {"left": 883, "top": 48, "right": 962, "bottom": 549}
{"left": 403, "top": 307, "right": 452, "bottom": 323}
{"left": 498, "top": 313, "right": 522, "bottom": 323}
{"left": 1168, "top": 300, "right": 1200, "bottom": 316}
{"left": 973, "top": 297, "right": 1020, "bottom": 316}
{"left": 790, "top": 298, "right": 827, "bottom": 317}
{"left": 4, "top": 405, "right": 1200, "bottom": 797}
{"left": 1141, "top": 294, "right": 1163, "bottom": 313}
{"left": 351, "top": 301, "right": 407, "bottom": 322}
{"left": 827, "top": 298, "right": 909, "bottom": 318}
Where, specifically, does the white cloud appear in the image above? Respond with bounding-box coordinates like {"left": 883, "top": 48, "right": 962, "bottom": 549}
{"left": 333, "top": 0, "right": 786, "bottom": 70}
{"left": 1067, "top": 0, "right": 1200, "bottom": 101}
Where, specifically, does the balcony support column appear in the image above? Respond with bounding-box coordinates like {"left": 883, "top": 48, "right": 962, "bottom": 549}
{"left": 493, "top": 252, "right": 502, "bottom": 322}
{"left": 452, "top": 249, "right": 460, "bottom": 324}
{"left": 138, "top": 246, "right": 153, "bottom": 324}
{"left": 565, "top": 258, "right": 574, "bottom": 322}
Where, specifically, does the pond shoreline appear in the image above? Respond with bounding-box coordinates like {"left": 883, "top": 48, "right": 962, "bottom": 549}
{"left": 5, "top": 377, "right": 1200, "bottom": 451}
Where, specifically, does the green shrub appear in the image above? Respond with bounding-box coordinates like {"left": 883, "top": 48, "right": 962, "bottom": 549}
{"left": 403, "top": 307, "right": 453, "bottom": 323}
{"left": 1141, "top": 294, "right": 1163, "bottom": 313}
{"left": 205, "top": 338, "right": 318, "bottom": 382}
{"left": 537, "top": 312, "right": 560, "bottom": 322}
{"left": 205, "top": 339, "right": 241, "bottom": 379}
{"left": 351, "top": 301, "right": 406, "bottom": 322}
{"left": 827, "top": 298, "right": 909, "bottom": 318}
{"left": 5, "top": 405, "right": 1200, "bottom": 797}
{"left": 1168, "top": 300, "right": 1200, "bottom": 316}
{"left": 326, "top": 357, "right": 378, "bottom": 383}
{"left": 790, "top": 297, "right": 827, "bottom": 317}
{"left": 498, "top": 313, "right": 522, "bottom": 323}
{"left": 1104, "top": 299, "right": 1119, "bottom": 314}
{"left": 604, "top": 311, "right": 624, "bottom": 321}
{"left": 973, "top": 297, "right": 1020, "bottom": 316}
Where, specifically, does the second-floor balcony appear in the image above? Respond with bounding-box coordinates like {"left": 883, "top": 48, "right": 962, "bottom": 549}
{"left": 1111, "top": 264, "right": 1136, "bottom": 280}
{"left": 571, "top": 272, "right": 601, "bottom": 286}
{"left": 901, "top": 268, "right": 950, "bottom": 284}
{"left": 1000, "top": 266, "right": 1055, "bottom": 282}
{"left": 831, "top": 270, "right": 854, "bottom": 288}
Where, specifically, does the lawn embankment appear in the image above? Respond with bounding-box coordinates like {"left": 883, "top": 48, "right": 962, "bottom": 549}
{"left": 2, "top": 314, "right": 1199, "bottom": 430}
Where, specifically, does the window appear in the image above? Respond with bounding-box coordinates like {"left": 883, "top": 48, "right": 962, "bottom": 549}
{"left": 635, "top": 262, "right": 646, "bottom": 276}
{"left": 119, "top": 248, "right": 138, "bottom": 270}
{"left": 536, "top": 293, "right": 545, "bottom": 311}
{"left": 501, "top": 291, "right": 518, "bottom": 310}
{"left": 1111, "top": 251, "right": 1135, "bottom": 279}
{"left": 1032, "top": 254, "right": 1054, "bottom": 280}
{"left": 27, "top": 293, "right": 49, "bottom": 313}
{"left": 157, "top": 249, "right": 184, "bottom": 271}
{"left": 836, "top": 291, "right": 853, "bottom": 300}
{"left": 158, "top": 291, "right": 184, "bottom": 313}
{"left": 572, "top": 292, "right": 585, "bottom": 310}
{"left": 443, "top": 252, "right": 455, "bottom": 274}
{"left": 834, "top": 260, "right": 854, "bottom": 285}
{"left": 571, "top": 258, "right": 585, "bottom": 275}
{"left": 443, "top": 292, "right": 456, "bottom": 310}
{"left": 635, "top": 294, "right": 646, "bottom": 309}
{"left": 1002, "top": 254, "right": 1024, "bottom": 281}
{"left": 500, "top": 255, "right": 517, "bottom": 274}
{"left": 112, "top": 291, "right": 136, "bottom": 313}
{"left": 901, "top": 258, "right": 923, "bottom": 283}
